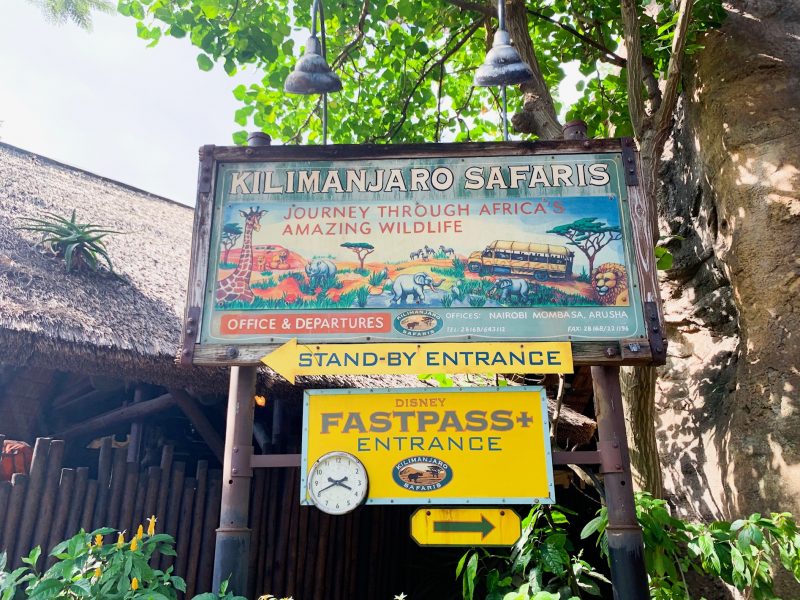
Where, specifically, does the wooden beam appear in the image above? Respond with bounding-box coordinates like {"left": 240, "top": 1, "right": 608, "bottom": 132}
{"left": 53, "top": 385, "right": 125, "bottom": 412}
{"left": 170, "top": 389, "right": 225, "bottom": 463}
{"left": 55, "top": 393, "right": 175, "bottom": 439}
{"left": 250, "top": 454, "right": 301, "bottom": 469}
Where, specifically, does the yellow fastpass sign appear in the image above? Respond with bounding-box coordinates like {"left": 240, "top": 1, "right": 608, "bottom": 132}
{"left": 300, "top": 387, "right": 555, "bottom": 505}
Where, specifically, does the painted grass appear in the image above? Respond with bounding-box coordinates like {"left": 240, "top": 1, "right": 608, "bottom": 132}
{"left": 222, "top": 289, "right": 358, "bottom": 310}
{"left": 355, "top": 286, "right": 370, "bottom": 307}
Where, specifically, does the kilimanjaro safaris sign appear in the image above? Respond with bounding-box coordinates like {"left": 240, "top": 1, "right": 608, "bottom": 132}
{"left": 180, "top": 140, "right": 664, "bottom": 368}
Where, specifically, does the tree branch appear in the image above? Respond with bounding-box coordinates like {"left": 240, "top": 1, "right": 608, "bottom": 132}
{"left": 507, "top": 0, "right": 562, "bottom": 140}
{"left": 526, "top": 8, "right": 626, "bottom": 68}
{"left": 331, "top": 0, "right": 370, "bottom": 70}
{"left": 619, "top": 0, "right": 648, "bottom": 139}
{"left": 383, "top": 20, "right": 483, "bottom": 140}
{"left": 443, "top": 0, "right": 494, "bottom": 17}
{"left": 653, "top": 0, "right": 695, "bottom": 143}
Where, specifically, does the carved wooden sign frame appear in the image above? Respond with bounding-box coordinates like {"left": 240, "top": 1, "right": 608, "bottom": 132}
{"left": 180, "top": 139, "right": 665, "bottom": 367}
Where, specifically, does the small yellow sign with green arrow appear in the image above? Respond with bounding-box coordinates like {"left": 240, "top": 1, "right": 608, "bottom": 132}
{"left": 410, "top": 508, "right": 521, "bottom": 547}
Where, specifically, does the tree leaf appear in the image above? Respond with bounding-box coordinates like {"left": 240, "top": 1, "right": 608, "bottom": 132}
{"left": 196, "top": 53, "right": 214, "bottom": 71}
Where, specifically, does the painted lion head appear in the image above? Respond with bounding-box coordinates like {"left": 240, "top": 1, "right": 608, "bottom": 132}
{"left": 592, "top": 263, "right": 629, "bottom": 306}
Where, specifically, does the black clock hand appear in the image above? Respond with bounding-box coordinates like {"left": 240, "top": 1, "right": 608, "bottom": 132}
{"left": 333, "top": 478, "right": 352, "bottom": 491}
{"left": 317, "top": 476, "right": 350, "bottom": 494}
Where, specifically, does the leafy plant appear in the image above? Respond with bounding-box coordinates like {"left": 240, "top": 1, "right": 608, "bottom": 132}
{"left": 457, "top": 506, "right": 606, "bottom": 600}
{"left": 582, "top": 493, "right": 800, "bottom": 600}
{"left": 17, "top": 210, "right": 119, "bottom": 273}
{"left": 440, "top": 293, "right": 454, "bottom": 308}
{"left": 0, "top": 517, "right": 247, "bottom": 600}
{"left": 457, "top": 494, "right": 800, "bottom": 600}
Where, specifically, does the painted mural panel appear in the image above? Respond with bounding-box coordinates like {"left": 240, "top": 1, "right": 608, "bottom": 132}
{"left": 200, "top": 152, "right": 646, "bottom": 344}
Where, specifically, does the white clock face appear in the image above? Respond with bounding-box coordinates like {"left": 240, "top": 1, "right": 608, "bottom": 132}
{"left": 307, "top": 451, "right": 368, "bottom": 515}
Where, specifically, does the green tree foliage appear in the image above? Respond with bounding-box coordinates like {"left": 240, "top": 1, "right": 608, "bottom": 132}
{"left": 30, "top": 0, "right": 113, "bottom": 30}
{"left": 547, "top": 217, "right": 621, "bottom": 275}
{"left": 119, "top": 0, "right": 725, "bottom": 146}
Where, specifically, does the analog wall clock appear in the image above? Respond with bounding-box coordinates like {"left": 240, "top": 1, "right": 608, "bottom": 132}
{"left": 307, "top": 451, "right": 369, "bottom": 515}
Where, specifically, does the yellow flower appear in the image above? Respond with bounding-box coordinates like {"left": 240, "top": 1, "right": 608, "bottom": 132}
{"left": 130, "top": 537, "right": 138, "bottom": 552}
{"left": 131, "top": 577, "right": 139, "bottom": 591}
{"left": 136, "top": 524, "right": 144, "bottom": 540}
{"left": 116, "top": 532, "right": 125, "bottom": 548}
{"left": 94, "top": 567, "right": 102, "bottom": 578}
{"left": 147, "top": 515, "right": 157, "bottom": 536}
{"left": 94, "top": 534, "right": 103, "bottom": 548}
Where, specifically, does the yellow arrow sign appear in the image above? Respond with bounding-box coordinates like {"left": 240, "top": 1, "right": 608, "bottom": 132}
{"left": 411, "top": 508, "right": 521, "bottom": 547}
{"left": 261, "top": 339, "right": 573, "bottom": 383}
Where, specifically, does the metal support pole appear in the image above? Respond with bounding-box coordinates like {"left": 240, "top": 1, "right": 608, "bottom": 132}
{"left": 501, "top": 85, "right": 509, "bottom": 141}
{"left": 212, "top": 365, "right": 256, "bottom": 595}
{"left": 591, "top": 365, "right": 649, "bottom": 599}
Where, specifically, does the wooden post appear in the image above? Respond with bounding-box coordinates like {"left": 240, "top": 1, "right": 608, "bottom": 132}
{"left": 15, "top": 438, "right": 51, "bottom": 567}
{"left": 212, "top": 365, "right": 256, "bottom": 595}
{"left": 127, "top": 387, "right": 145, "bottom": 464}
{"left": 592, "top": 366, "right": 649, "bottom": 599}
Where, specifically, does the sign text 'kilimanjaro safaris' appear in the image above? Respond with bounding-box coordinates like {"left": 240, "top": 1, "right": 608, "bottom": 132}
{"left": 181, "top": 141, "right": 661, "bottom": 366}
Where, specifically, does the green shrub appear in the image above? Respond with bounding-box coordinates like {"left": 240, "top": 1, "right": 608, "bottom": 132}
{"left": 456, "top": 494, "right": 800, "bottom": 600}
{"left": 0, "top": 518, "right": 246, "bottom": 600}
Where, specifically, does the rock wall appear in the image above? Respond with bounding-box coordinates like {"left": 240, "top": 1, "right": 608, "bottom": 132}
{"left": 657, "top": 0, "right": 800, "bottom": 527}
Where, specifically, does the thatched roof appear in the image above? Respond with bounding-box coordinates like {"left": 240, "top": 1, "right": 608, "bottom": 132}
{"left": 0, "top": 142, "right": 228, "bottom": 390}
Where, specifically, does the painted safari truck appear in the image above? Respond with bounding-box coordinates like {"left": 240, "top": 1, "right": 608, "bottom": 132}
{"left": 467, "top": 240, "right": 575, "bottom": 281}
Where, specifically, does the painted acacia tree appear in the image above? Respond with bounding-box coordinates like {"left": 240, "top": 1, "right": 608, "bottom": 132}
{"left": 547, "top": 218, "right": 622, "bottom": 276}
{"left": 122, "top": 0, "right": 725, "bottom": 495}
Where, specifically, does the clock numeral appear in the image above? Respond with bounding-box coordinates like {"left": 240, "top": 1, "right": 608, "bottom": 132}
{"left": 335, "top": 457, "right": 342, "bottom": 463}
{"left": 316, "top": 469, "right": 323, "bottom": 476}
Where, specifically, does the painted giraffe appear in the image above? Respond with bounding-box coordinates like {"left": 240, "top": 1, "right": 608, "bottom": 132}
{"left": 216, "top": 207, "right": 267, "bottom": 304}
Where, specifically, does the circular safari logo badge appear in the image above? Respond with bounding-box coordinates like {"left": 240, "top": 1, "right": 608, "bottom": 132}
{"left": 392, "top": 456, "right": 453, "bottom": 492}
{"left": 394, "top": 310, "right": 443, "bottom": 337}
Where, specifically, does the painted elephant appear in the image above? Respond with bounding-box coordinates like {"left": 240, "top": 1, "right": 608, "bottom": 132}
{"left": 390, "top": 272, "right": 444, "bottom": 304}
{"left": 305, "top": 258, "right": 337, "bottom": 288}
{"left": 489, "top": 277, "right": 530, "bottom": 302}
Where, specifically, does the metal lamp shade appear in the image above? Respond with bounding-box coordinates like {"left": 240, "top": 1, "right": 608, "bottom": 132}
{"left": 474, "top": 30, "right": 533, "bottom": 87}
{"left": 284, "top": 35, "right": 342, "bottom": 95}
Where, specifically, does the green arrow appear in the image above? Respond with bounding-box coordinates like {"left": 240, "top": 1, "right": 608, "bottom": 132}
{"left": 433, "top": 515, "right": 495, "bottom": 539}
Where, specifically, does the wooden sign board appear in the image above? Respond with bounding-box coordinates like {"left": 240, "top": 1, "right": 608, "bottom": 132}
{"left": 300, "top": 387, "right": 555, "bottom": 506}
{"left": 180, "top": 140, "right": 664, "bottom": 367}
